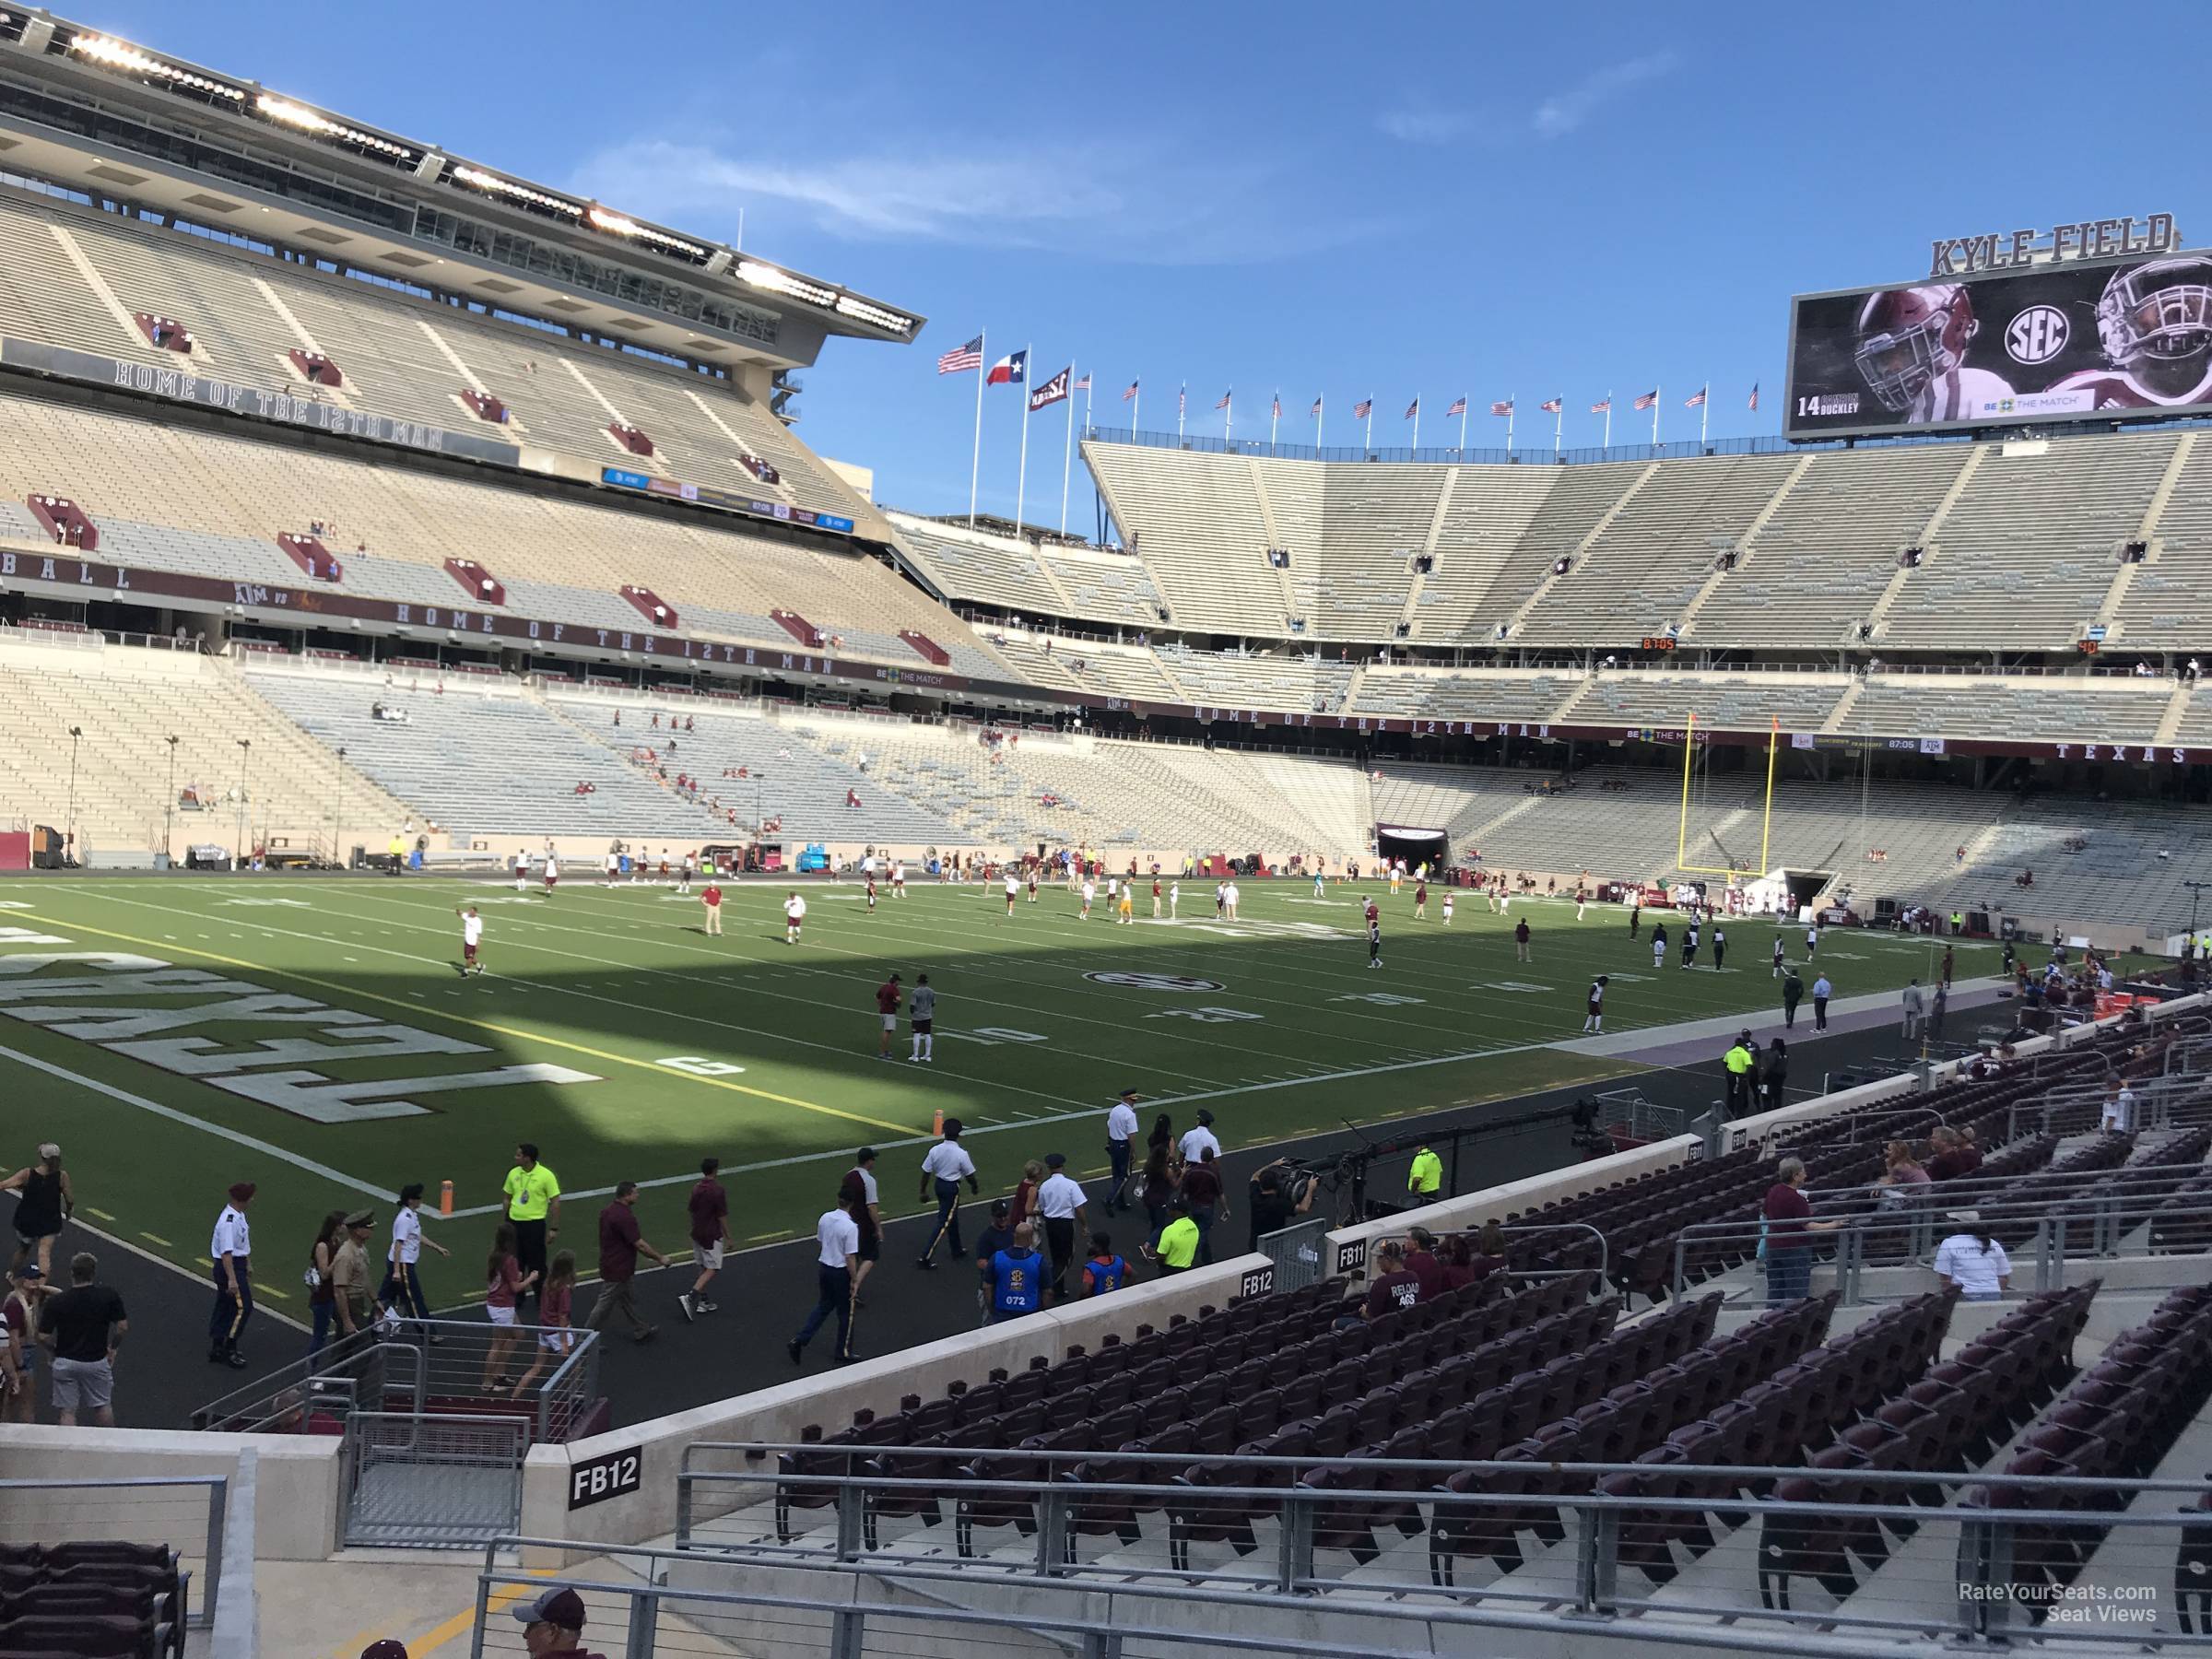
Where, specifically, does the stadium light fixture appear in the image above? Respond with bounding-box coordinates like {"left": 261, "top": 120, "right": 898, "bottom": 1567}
{"left": 584, "top": 206, "right": 708, "bottom": 260}
{"left": 451, "top": 164, "right": 584, "bottom": 218}
{"left": 256, "top": 95, "right": 415, "bottom": 162}
{"left": 68, "top": 31, "right": 247, "bottom": 102}
{"left": 833, "top": 294, "right": 915, "bottom": 335}
{"left": 736, "top": 260, "right": 838, "bottom": 308}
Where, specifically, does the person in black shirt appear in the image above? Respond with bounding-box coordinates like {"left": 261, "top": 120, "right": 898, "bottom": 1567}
{"left": 1245, "top": 1159, "right": 1314, "bottom": 1253}
{"left": 36, "top": 1251, "right": 124, "bottom": 1428}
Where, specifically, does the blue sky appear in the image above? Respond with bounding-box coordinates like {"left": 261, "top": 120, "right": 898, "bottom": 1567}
{"left": 85, "top": 3, "right": 2212, "bottom": 525}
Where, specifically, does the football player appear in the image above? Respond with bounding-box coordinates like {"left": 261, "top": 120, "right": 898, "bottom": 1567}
{"left": 2050, "top": 257, "right": 2212, "bottom": 409}
{"left": 1853, "top": 283, "right": 2013, "bottom": 423}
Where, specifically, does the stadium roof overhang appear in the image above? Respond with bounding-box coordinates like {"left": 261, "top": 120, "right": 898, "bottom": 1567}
{"left": 0, "top": 11, "right": 926, "bottom": 371}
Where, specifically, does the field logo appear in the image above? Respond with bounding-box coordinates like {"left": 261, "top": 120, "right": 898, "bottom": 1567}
{"left": 2004, "top": 304, "right": 2070, "bottom": 364}
{"left": 1084, "top": 971, "right": 1223, "bottom": 992}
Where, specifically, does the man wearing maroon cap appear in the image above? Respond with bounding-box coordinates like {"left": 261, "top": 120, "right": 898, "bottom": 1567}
{"left": 512, "top": 1585, "right": 603, "bottom": 1655}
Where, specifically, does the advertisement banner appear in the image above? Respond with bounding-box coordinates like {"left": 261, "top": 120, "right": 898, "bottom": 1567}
{"left": 1785, "top": 252, "right": 2212, "bottom": 439}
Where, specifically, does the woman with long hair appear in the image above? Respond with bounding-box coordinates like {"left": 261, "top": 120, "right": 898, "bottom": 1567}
{"left": 1139, "top": 1143, "right": 1176, "bottom": 1248}
{"left": 3, "top": 1144, "right": 73, "bottom": 1280}
{"left": 508, "top": 1250, "right": 576, "bottom": 1400}
{"left": 1934, "top": 1212, "right": 2010, "bottom": 1301}
{"left": 481, "top": 1221, "right": 537, "bottom": 1392}
{"left": 1147, "top": 1113, "right": 1174, "bottom": 1158}
{"left": 1468, "top": 1220, "right": 1510, "bottom": 1282}
{"left": 305, "top": 1210, "right": 346, "bottom": 1355}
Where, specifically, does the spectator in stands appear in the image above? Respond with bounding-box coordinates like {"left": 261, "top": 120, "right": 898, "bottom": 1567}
{"left": 1403, "top": 1227, "right": 1444, "bottom": 1300}
{"left": 1925, "top": 1127, "right": 1973, "bottom": 1182}
{"left": 1933, "top": 1214, "right": 2009, "bottom": 1302}
{"left": 1760, "top": 1159, "right": 1840, "bottom": 1306}
{"left": 1362, "top": 1242, "right": 1421, "bottom": 1318}
{"left": 509, "top": 1585, "right": 603, "bottom": 1656}
{"left": 4, "top": 1141, "right": 71, "bottom": 1281}
{"left": 1466, "top": 1220, "right": 1511, "bottom": 1283}
{"left": 1872, "top": 1141, "right": 1931, "bottom": 1208}
{"left": 36, "top": 1251, "right": 124, "bottom": 1428}
{"left": 3, "top": 1264, "right": 43, "bottom": 1422}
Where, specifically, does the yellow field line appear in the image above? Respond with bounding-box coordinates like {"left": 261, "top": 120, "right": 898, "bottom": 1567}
{"left": 13, "top": 910, "right": 910, "bottom": 1135}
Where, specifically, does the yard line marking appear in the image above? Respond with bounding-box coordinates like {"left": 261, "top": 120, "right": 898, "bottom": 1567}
{"left": 0, "top": 1041, "right": 396, "bottom": 1203}
{"left": 12, "top": 906, "right": 912, "bottom": 1137}
{"left": 139, "top": 1230, "right": 171, "bottom": 1247}
{"left": 86, "top": 1206, "right": 117, "bottom": 1221}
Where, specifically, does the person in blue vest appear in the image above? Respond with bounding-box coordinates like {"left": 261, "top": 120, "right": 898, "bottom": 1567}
{"left": 1082, "top": 1233, "right": 1131, "bottom": 1297}
{"left": 989, "top": 1222, "right": 1044, "bottom": 1324}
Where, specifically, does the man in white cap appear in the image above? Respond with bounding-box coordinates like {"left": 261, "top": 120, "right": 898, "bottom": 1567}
{"left": 511, "top": 1585, "right": 603, "bottom": 1656}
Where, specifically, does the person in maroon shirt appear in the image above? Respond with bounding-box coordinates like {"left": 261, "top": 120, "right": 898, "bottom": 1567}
{"left": 678, "top": 1158, "right": 727, "bottom": 1324}
{"left": 1926, "top": 1126, "right": 1977, "bottom": 1182}
{"left": 582, "top": 1182, "right": 670, "bottom": 1344}
{"left": 1361, "top": 1242, "right": 1420, "bottom": 1319}
{"left": 1178, "top": 1148, "right": 1227, "bottom": 1265}
{"left": 875, "top": 973, "right": 901, "bottom": 1060}
{"left": 1465, "top": 1219, "right": 1511, "bottom": 1285}
{"left": 1402, "top": 1227, "right": 1444, "bottom": 1301}
{"left": 1761, "top": 1157, "right": 1840, "bottom": 1306}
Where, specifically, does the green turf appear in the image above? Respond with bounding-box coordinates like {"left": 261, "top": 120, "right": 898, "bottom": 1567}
{"left": 0, "top": 874, "right": 2033, "bottom": 1303}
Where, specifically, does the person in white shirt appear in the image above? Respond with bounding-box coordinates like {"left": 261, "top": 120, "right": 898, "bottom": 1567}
{"left": 1005, "top": 872, "right": 1020, "bottom": 915}
{"left": 1034, "top": 1153, "right": 1088, "bottom": 1301}
{"left": 1224, "top": 880, "right": 1240, "bottom": 921}
{"left": 677, "top": 851, "right": 694, "bottom": 896}
{"left": 1105, "top": 1088, "right": 1141, "bottom": 1212}
{"left": 783, "top": 891, "right": 806, "bottom": 944}
{"left": 787, "top": 1193, "right": 861, "bottom": 1366}
{"left": 1933, "top": 1218, "right": 2010, "bottom": 1302}
{"left": 453, "top": 905, "right": 487, "bottom": 978}
{"left": 605, "top": 847, "right": 621, "bottom": 886}
{"left": 916, "top": 1121, "right": 980, "bottom": 1266}
{"left": 892, "top": 862, "right": 906, "bottom": 897}
{"left": 1079, "top": 879, "right": 1096, "bottom": 919}
{"left": 514, "top": 848, "right": 530, "bottom": 893}
{"left": 1169, "top": 881, "right": 1180, "bottom": 919}
{"left": 2101, "top": 1082, "right": 2137, "bottom": 1134}
{"left": 541, "top": 853, "right": 559, "bottom": 894}
{"left": 379, "top": 1182, "right": 450, "bottom": 1324}
{"left": 208, "top": 1182, "right": 256, "bottom": 1368}
{"left": 1179, "top": 1110, "right": 1221, "bottom": 1167}
{"left": 1441, "top": 892, "right": 1454, "bottom": 926}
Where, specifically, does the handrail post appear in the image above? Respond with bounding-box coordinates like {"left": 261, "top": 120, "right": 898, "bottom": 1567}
{"left": 1671, "top": 1234, "right": 1688, "bottom": 1301}
{"left": 1277, "top": 1492, "right": 1314, "bottom": 1594}
{"left": 202, "top": 1474, "right": 227, "bottom": 1629}
{"left": 1575, "top": 1501, "right": 1619, "bottom": 1615}
{"left": 623, "top": 1585, "right": 659, "bottom": 1659}
{"left": 676, "top": 1471, "right": 694, "bottom": 1548}
{"left": 1037, "top": 1489, "right": 1069, "bottom": 1578}
{"left": 834, "top": 1481, "right": 866, "bottom": 1563}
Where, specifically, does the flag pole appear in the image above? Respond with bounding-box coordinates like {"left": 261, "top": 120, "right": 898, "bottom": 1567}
{"left": 1364, "top": 402, "right": 1373, "bottom": 453}
{"left": 1060, "top": 367, "right": 1077, "bottom": 535}
{"left": 1603, "top": 390, "right": 1612, "bottom": 452}
{"left": 1459, "top": 399, "right": 1468, "bottom": 454}
{"left": 1315, "top": 395, "right": 1324, "bottom": 453}
{"left": 1014, "top": 342, "right": 1032, "bottom": 530}
{"left": 1700, "top": 382, "right": 1710, "bottom": 444}
{"left": 1131, "top": 382, "right": 1139, "bottom": 436}
{"left": 1410, "top": 399, "right": 1419, "bottom": 454}
{"left": 1553, "top": 400, "right": 1563, "bottom": 454}
{"left": 1177, "top": 383, "right": 1185, "bottom": 440}
{"left": 1270, "top": 394, "right": 1278, "bottom": 453}
{"left": 1506, "top": 394, "right": 1515, "bottom": 454}
{"left": 1653, "top": 383, "right": 1662, "bottom": 448}
{"left": 1224, "top": 390, "right": 1232, "bottom": 442}
{"left": 967, "top": 326, "right": 985, "bottom": 529}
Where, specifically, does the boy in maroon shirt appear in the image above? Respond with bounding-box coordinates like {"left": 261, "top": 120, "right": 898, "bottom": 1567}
{"left": 678, "top": 1158, "right": 728, "bottom": 1322}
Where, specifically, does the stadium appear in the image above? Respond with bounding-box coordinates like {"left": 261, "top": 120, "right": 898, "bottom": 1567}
{"left": 1, "top": 11, "right": 2211, "bottom": 1659}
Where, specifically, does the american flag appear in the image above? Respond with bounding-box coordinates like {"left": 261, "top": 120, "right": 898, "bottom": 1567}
{"left": 1591, "top": 396, "right": 1612, "bottom": 413}
{"left": 1632, "top": 389, "right": 1658, "bottom": 410}
{"left": 1272, "top": 393, "right": 1281, "bottom": 418}
{"left": 1404, "top": 397, "right": 1419, "bottom": 419}
{"left": 1075, "top": 371, "right": 1092, "bottom": 392}
{"left": 1122, "top": 379, "right": 1139, "bottom": 401}
{"left": 936, "top": 334, "right": 983, "bottom": 374}
{"left": 1445, "top": 396, "right": 1466, "bottom": 418}
{"left": 1490, "top": 399, "right": 1513, "bottom": 417}
{"left": 1539, "top": 397, "right": 1563, "bottom": 414}
{"left": 1684, "top": 386, "right": 1708, "bottom": 408}
{"left": 1216, "top": 390, "right": 1232, "bottom": 410}
{"left": 1747, "top": 382, "right": 1759, "bottom": 411}
{"left": 1352, "top": 398, "right": 1373, "bottom": 419}
{"left": 1311, "top": 395, "right": 1324, "bottom": 417}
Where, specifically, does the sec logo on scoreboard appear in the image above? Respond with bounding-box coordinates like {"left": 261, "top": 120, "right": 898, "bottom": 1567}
{"left": 1083, "top": 971, "right": 1225, "bottom": 992}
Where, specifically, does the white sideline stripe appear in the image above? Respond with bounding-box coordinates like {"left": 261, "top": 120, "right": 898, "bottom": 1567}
{"left": 2, "top": 1189, "right": 310, "bottom": 1332}
{"left": 0, "top": 1041, "right": 395, "bottom": 1206}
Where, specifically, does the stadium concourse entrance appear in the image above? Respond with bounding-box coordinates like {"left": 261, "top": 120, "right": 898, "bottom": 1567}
{"left": 1375, "top": 823, "right": 1448, "bottom": 869}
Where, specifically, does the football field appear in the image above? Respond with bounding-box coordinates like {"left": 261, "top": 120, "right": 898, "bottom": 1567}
{"left": 0, "top": 873, "right": 2019, "bottom": 1312}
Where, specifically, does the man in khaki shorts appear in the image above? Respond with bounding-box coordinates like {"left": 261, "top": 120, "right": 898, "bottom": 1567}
{"left": 37, "top": 1252, "right": 125, "bottom": 1428}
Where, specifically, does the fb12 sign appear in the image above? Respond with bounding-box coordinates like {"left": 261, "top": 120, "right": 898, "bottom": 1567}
{"left": 569, "top": 1447, "right": 642, "bottom": 1511}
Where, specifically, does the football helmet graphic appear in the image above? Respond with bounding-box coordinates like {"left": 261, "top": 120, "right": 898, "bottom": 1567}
{"left": 2095, "top": 257, "right": 2212, "bottom": 366}
{"left": 1853, "top": 284, "right": 1978, "bottom": 412}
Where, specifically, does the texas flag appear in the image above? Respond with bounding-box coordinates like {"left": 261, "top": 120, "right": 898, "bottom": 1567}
{"left": 986, "top": 349, "right": 1028, "bottom": 386}
{"left": 1539, "top": 396, "right": 1564, "bottom": 414}
{"left": 1445, "top": 396, "right": 1467, "bottom": 418}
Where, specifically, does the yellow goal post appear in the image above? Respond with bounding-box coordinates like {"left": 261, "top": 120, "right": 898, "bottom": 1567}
{"left": 1675, "top": 712, "right": 1779, "bottom": 879}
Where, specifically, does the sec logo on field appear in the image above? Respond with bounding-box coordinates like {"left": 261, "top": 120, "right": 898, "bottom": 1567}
{"left": 1084, "top": 971, "right": 1225, "bottom": 992}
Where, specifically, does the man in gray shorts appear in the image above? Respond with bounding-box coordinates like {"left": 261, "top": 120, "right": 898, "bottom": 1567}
{"left": 37, "top": 1251, "right": 125, "bottom": 1428}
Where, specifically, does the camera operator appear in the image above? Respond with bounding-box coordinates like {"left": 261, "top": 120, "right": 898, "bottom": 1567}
{"left": 1246, "top": 1158, "right": 1315, "bottom": 1253}
{"left": 1569, "top": 1098, "right": 1610, "bottom": 1161}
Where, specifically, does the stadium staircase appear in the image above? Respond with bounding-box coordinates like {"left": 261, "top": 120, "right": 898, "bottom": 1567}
{"left": 1497, "top": 463, "right": 1659, "bottom": 640}
{"left": 1676, "top": 452, "right": 1817, "bottom": 642}
{"left": 1861, "top": 444, "right": 1986, "bottom": 641}
{"left": 2096, "top": 433, "right": 2199, "bottom": 644}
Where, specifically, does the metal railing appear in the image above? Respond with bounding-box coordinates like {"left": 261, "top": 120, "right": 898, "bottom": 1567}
{"left": 343, "top": 1410, "right": 527, "bottom": 1548}
{"left": 191, "top": 1315, "right": 600, "bottom": 1443}
{"left": 2007, "top": 1073, "right": 2212, "bottom": 1141}
{"left": 1255, "top": 1214, "right": 1330, "bottom": 1291}
{"left": 0, "top": 1475, "right": 225, "bottom": 1630}
{"left": 659, "top": 1443, "right": 2212, "bottom": 1652}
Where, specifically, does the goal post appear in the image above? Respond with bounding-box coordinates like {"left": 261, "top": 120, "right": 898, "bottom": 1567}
{"left": 1675, "top": 712, "right": 1780, "bottom": 879}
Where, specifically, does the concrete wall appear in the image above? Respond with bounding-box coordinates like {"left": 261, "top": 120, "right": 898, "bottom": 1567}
{"left": 518, "top": 1251, "right": 1282, "bottom": 1561}
{"left": 0, "top": 1425, "right": 340, "bottom": 1560}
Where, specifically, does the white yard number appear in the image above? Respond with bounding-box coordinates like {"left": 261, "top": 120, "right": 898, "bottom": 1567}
{"left": 955, "top": 1028, "right": 1049, "bottom": 1046}
{"left": 1472, "top": 981, "right": 1549, "bottom": 994}
{"left": 1148, "top": 1006, "right": 1263, "bottom": 1023}
{"left": 0, "top": 927, "right": 70, "bottom": 946}
{"left": 659, "top": 1055, "right": 747, "bottom": 1077}
{"left": 1331, "top": 992, "right": 1427, "bottom": 1006}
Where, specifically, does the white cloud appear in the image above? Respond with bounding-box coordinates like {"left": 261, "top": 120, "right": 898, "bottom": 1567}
{"left": 1376, "top": 103, "right": 1473, "bottom": 146}
{"left": 1531, "top": 50, "right": 1683, "bottom": 139}
{"left": 571, "top": 137, "right": 1393, "bottom": 266}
